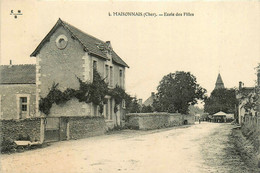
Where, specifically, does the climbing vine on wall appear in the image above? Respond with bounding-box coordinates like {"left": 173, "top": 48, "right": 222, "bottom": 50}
{"left": 109, "top": 86, "right": 129, "bottom": 113}
{"left": 39, "top": 69, "right": 129, "bottom": 115}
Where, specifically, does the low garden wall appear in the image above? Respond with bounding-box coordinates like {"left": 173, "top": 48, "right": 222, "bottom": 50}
{"left": 126, "top": 113, "right": 195, "bottom": 130}
{"left": 68, "top": 116, "right": 107, "bottom": 140}
{"left": 0, "top": 118, "right": 42, "bottom": 143}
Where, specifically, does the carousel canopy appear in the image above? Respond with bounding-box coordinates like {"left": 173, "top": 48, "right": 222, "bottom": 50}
{"left": 213, "top": 111, "right": 227, "bottom": 116}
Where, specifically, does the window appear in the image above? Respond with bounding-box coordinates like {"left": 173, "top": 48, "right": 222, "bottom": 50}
{"left": 55, "top": 35, "right": 68, "bottom": 49}
{"left": 122, "top": 99, "right": 126, "bottom": 109}
{"left": 119, "top": 69, "right": 123, "bottom": 87}
{"left": 105, "top": 100, "right": 109, "bottom": 119}
{"left": 110, "top": 99, "right": 113, "bottom": 120}
{"left": 110, "top": 66, "right": 113, "bottom": 87}
{"left": 104, "top": 98, "right": 112, "bottom": 120}
{"left": 18, "top": 96, "right": 29, "bottom": 119}
{"left": 105, "top": 65, "right": 109, "bottom": 83}
{"left": 93, "top": 60, "right": 97, "bottom": 70}
{"left": 20, "top": 97, "right": 28, "bottom": 112}
{"left": 93, "top": 104, "right": 97, "bottom": 116}
{"left": 17, "top": 95, "right": 30, "bottom": 119}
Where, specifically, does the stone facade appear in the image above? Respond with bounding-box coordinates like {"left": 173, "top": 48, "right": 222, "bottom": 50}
{"left": 126, "top": 113, "right": 195, "bottom": 130}
{"left": 32, "top": 19, "right": 128, "bottom": 128}
{"left": 0, "top": 84, "right": 36, "bottom": 120}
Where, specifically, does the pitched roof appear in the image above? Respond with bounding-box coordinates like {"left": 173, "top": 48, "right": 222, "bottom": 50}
{"left": 214, "top": 73, "right": 225, "bottom": 89}
{"left": 30, "top": 18, "right": 129, "bottom": 68}
{"left": 216, "top": 73, "right": 224, "bottom": 84}
{"left": 0, "top": 64, "right": 36, "bottom": 84}
{"left": 143, "top": 93, "right": 155, "bottom": 106}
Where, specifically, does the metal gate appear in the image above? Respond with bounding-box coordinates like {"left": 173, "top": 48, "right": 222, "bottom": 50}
{"left": 45, "top": 117, "right": 67, "bottom": 142}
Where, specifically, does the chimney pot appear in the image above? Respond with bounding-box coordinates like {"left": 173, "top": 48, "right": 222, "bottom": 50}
{"left": 239, "top": 81, "right": 243, "bottom": 90}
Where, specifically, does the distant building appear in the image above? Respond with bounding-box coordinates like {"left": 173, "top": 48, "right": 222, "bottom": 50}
{"left": 143, "top": 92, "right": 155, "bottom": 106}
{"left": 236, "top": 81, "right": 259, "bottom": 125}
{"left": 214, "top": 73, "right": 225, "bottom": 90}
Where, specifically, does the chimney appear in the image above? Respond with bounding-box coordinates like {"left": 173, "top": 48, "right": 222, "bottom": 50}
{"left": 8, "top": 60, "right": 13, "bottom": 68}
{"left": 138, "top": 99, "right": 143, "bottom": 105}
{"left": 239, "top": 81, "right": 243, "bottom": 90}
{"left": 105, "top": 41, "right": 112, "bottom": 49}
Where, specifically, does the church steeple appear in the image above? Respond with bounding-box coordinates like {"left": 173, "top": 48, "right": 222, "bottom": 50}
{"left": 215, "top": 73, "right": 225, "bottom": 90}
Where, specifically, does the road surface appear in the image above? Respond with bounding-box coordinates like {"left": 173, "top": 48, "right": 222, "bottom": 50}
{"left": 0, "top": 122, "right": 252, "bottom": 173}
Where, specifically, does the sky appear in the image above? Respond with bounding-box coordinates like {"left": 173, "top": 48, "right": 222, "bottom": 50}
{"left": 1, "top": 0, "right": 259, "bottom": 105}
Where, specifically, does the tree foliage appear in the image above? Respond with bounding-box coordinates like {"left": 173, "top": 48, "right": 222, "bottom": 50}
{"left": 154, "top": 71, "right": 206, "bottom": 114}
{"left": 141, "top": 105, "right": 153, "bottom": 113}
{"left": 126, "top": 97, "right": 141, "bottom": 113}
{"left": 204, "top": 88, "right": 238, "bottom": 115}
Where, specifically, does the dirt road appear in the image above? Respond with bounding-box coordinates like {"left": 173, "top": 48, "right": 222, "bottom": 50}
{"left": 0, "top": 122, "right": 253, "bottom": 173}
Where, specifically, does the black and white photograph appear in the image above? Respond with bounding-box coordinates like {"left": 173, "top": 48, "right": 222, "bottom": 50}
{"left": 0, "top": 0, "right": 259, "bottom": 172}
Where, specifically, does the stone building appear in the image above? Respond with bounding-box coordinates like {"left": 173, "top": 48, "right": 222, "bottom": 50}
{"left": 236, "top": 78, "right": 259, "bottom": 125}
{"left": 0, "top": 18, "right": 129, "bottom": 143}
{"left": 0, "top": 63, "right": 36, "bottom": 120}
{"left": 30, "top": 18, "right": 129, "bottom": 129}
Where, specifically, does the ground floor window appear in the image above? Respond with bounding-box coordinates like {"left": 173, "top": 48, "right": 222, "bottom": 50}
{"left": 17, "top": 94, "right": 30, "bottom": 119}
{"left": 104, "top": 98, "right": 113, "bottom": 120}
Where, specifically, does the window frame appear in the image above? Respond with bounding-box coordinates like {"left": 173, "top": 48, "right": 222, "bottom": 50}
{"left": 16, "top": 94, "right": 30, "bottom": 119}
{"left": 109, "top": 66, "right": 113, "bottom": 87}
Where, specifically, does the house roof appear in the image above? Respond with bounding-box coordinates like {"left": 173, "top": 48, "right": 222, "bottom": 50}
{"left": 0, "top": 64, "right": 36, "bottom": 84}
{"left": 143, "top": 93, "right": 155, "bottom": 106}
{"left": 30, "top": 18, "right": 129, "bottom": 68}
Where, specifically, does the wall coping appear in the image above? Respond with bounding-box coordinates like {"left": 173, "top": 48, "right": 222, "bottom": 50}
{"left": 126, "top": 112, "right": 183, "bottom": 117}
{"left": 62, "top": 116, "right": 105, "bottom": 119}
{"left": 0, "top": 117, "right": 42, "bottom": 122}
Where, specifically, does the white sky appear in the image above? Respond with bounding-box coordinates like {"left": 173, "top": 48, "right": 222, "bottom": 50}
{"left": 1, "top": 0, "right": 259, "bottom": 103}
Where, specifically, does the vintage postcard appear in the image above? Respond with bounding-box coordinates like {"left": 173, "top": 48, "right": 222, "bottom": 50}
{"left": 0, "top": 0, "right": 259, "bottom": 173}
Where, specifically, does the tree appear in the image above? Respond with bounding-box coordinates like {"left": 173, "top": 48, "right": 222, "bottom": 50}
{"left": 141, "top": 105, "right": 153, "bottom": 113}
{"left": 154, "top": 71, "right": 206, "bottom": 114}
{"left": 125, "top": 96, "right": 141, "bottom": 113}
{"left": 204, "top": 88, "right": 238, "bottom": 115}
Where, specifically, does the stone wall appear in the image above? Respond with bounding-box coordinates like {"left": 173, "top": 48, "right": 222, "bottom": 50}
{"left": 182, "top": 114, "right": 195, "bottom": 125}
{"left": 126, "top": 113, "right": 195, "bottom": 130}
{"left": 0, "top": 118, "right": 42, "bottom": 143}
{"left": 241, "top": 114, "right": 260, "bottom": 168}
{"left": 68, "top": 116, "right": 106, "bottom": 140}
